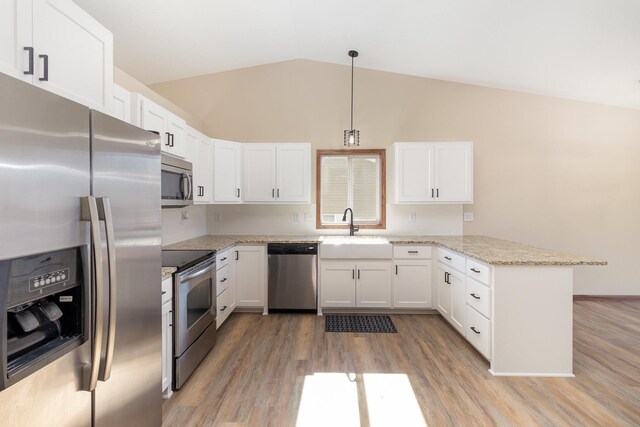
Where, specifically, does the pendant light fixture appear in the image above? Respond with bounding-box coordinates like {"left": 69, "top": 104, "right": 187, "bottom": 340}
{"left": 344, "top": 50, "right": 360, "bottom": 147}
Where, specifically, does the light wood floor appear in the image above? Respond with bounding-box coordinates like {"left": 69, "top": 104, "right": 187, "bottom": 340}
{"left": 162, "top": 300, "right": 640, "bottom": 426}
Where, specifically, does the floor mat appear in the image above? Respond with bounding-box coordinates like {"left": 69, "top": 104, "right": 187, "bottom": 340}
{"left": 325, "top": 315, "right": 397, "bottom": 333}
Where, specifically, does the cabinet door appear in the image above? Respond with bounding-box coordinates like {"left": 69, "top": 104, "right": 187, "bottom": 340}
{"left": 434, "top": 142, "right": 473, "bottom": 202}
{"left": 449, "top": 268, "right": 466, "bottom": 335}
{"left": 393, "top": 260, "right": 432, "bottom": 308}
{"left": 235, "top": 246, "right": 266, "bottom": 308}
{"left": 320, "top": 263, "right": 356, "bottom": 307}
{"left": 394, "top": 143, "right": 434, "bottom": 202}
{"left": 0, "top": 0, "right": 31, "bottom": 81}
{"left": 276, "top": 143, "right": 310, "bottom": 202}
{"left": 216, "top": 288, "right": 229, "bottom": 329}
{"left": 243, "top": 143, "right": 277, "bottom": 202}
{"left": 356, "top": 262, "right": 392, "bottom": 308}
{"left": 32, "top": 0, "right": 113, "bottom": 111}
{"left": 166, "top": 113, "right": 187, "bottom": 158}
{"left": 161, "top": 300, "right": 172, "bottom": 394}
{"left": 436, "top": 263, "right": 451, "bottom": 317}
{"left": 110, "top": 83, "right": 131, "bottom": 123}
{"left": 139, "top": 98, "right": 169, "bottom": 150}
{"left": 189, "top": 132, "right": 213, "bottom": 203}
{"left": 227, "top": 246, "right": 237, "bottom": 311}
{"left": 213, "top": 140, "right": 242, "bottom": 202}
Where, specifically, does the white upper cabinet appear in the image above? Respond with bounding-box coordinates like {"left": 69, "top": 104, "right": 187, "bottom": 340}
{"left": 391, "top": 142, "right": 473, "bottom": 203}
{"left": 110, "top": 83, "right": 131, "bottom": 123}
{"left": 131, "top": 93, "right": 187, "bottom": 158}
{"left": 243, "top": 143, "right": 311, "bottom": 203}
{"left": 212, "top": 139, "right": 242, "bottom": 203}
{"left": 186, "top": 128, "right": 213, "bottom": 203}
{"left": 1, "top": 0, "right": 113, "bottom": 112}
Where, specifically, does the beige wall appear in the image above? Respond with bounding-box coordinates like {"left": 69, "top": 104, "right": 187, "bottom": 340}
{"left": 151, "top": 59, "right": 640, "bottom": 295}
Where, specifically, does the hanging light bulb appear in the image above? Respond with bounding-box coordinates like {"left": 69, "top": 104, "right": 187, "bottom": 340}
{"left": 344, "top": 50, "right": 360, "bottom": 147}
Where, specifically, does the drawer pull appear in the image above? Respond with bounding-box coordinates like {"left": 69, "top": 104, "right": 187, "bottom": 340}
{"left": 220, "top": 278, "right": 227, "bottom": 283}
{"left": 395, "top": 265, "right": 398, "bottom": 275}
{"left": 444, "top": 256, "right": 452, "bottom": 261}
{"left": 470, "top": 268, "right": 481, "bottom": 273}
{"left": 221, "top": 305, "right": 228, "bottom": 312}
{"left": 220, "top": 257, "right": 227, "bottom": 261}
{"left": 470, "top": 326, "right": 481, "bottom": 334}
{"left": 161, "top": 291, "right": 166, "bottom": 295}
{"left": 470, "top": 293, "right": 480, "bottom": 300}
{"left": 408, "top": 250, "right": 419, "bottom": 254}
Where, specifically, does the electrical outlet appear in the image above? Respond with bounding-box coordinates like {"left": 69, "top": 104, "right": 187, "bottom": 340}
{"left": 214, "top": 212, "right": 222, "bottom": 222}
{"left": 464, "top": 212, "right": 474, "bottom": 222}
{"left": 181, "top": 210, "right": 189, "bottom": 221}
{"left": 293, "top": 212, "right": 300, "bottom": 222}
{"left": 410, "top": 212, "right": 416, "bottom": 222}
{"left": 304, "top": 212, "right": 312, "bottom": 222}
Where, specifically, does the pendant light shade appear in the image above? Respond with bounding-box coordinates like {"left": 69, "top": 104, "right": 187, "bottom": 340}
{"left": 344, "top": 50, "right": 359, "bottom": 147}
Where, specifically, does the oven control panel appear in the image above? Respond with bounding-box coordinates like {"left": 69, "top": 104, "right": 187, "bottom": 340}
{"left": 29, "top": 268, "right": 70, "bottom": 292}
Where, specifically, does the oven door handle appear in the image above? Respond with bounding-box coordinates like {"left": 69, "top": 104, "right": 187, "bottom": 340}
{"left": 180, "top": 261, "right": 215, "bottom": 283}
{"left": 98, "top": 197, "right": 116, "bottom": 382}
{"left": 80, "top": 196, "right": 105, "bottom": 392}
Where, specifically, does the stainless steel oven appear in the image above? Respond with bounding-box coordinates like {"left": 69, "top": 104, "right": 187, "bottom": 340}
{"left": 161, "top": 154, "right": 193, "bottom": 208}
{"left": 173, "top": 256, "right": 216, "bottom": 389}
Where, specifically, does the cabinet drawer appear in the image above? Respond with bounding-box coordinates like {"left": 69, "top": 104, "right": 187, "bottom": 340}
{"left": 216, "top": 264, "right": 230, "bottom": 296}
{"left": 466, "top": 305, "right": 491, "bottom": 360}
{"left": 467, "top": 259, "right": 491, "bottom": 286}
{"left": 216, "top": 249, "right": 230, "bottom": 268}
{"left": 466, "top": 277, "right": 491, "bottom": 319}
{"left": 216, "top": 288, "right": 230, "bottom": 328}
{"left": 437, "top": 248, "right": 465, "bottom": 272}
{"left": 393, "top": 245, "right": 432, "bottom": 259}
{"left": 161, "top": 277, "right": 172, "bottom": 305}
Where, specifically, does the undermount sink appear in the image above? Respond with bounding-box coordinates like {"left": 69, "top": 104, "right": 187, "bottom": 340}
{"left": 319, "top": 236, "right": 393, "bottom": 259}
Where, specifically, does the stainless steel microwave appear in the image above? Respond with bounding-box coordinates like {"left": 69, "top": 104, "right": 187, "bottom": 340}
{"left": 161, "top": 154, "right": 193, "bottom": 208}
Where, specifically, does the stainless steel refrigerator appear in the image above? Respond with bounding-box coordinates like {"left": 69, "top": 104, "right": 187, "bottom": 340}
{"left": 0, "top": 73, "right": 162, "bottom": 426}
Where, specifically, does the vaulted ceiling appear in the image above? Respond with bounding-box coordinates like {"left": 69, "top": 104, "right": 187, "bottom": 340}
{"left": 74, "top": 0, "right": 640, "bottom": 109}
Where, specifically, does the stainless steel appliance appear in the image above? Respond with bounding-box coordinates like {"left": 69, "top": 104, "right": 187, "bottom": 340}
{"left": 0, "top": 73, "right": 162, "bottom": 426}
{"left": 162, "top": 250, "right": 217, "bottom": 389}
{"left": 161, "top": 153, "right": 193, "bottom": 208}
{"left": 268, "top": 243, "right": 318, "bottom": 311}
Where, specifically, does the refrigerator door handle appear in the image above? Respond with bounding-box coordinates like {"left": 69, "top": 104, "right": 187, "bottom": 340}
{"left": 80, "top": 196, "right": 105, "bottom": 392}
{"left": 98, "top": 197, "right": 117, "bottom": 382}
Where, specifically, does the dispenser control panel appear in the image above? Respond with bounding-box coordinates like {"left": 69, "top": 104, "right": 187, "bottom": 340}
{"left": 29, "top": 268, "right": 70, "bottom": 293}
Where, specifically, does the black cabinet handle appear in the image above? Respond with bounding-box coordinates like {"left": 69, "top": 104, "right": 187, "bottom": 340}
{"left": 444, "top": 256, "right": 452, "bottom": 261}
{"left": 235, "top": 251, "right": 239, "bottom": 260}
{"left": 170, "top": 133, "right": 175, "bottom": 147}
{"left": 221, "top": 257, "right": 227, "bottom": 261}
{"left": 272, "top": 189, "right": 275, "bottom": 198}
{"left": 38, "top": 54, "right": 48, "bottom": 81}
{"left": 221, "top": 305, "right": 227, "bottom": 312}
{"left": 357, "top": 270, "right": 360, "bottom": 279}
{"left": 470, "top": 327, "right": 480, "bottom": 334}
{"left": 220, "top": 278, "right": 227, "bottom": 283}
{"left": 431, "top": 188, "right": 434, "bottom": 198}
{"left": 470, "top": 293, "right": 480, "bottom": 300}
{"left": 436, "top": 188, "right": 439, "bottom": 198}
{"left": 161, "top": 291, "right": 166, "bottom": 295}
{"left": 470, "top": 268, "right": 480, "bottom": 273}
{"left": 165, "top": 132, "right": 171, "bottom": 146}
{"left": 395, "top": 265, "right": 398, "bottom": 275}
{"left": 236, "top": 188, "right": 240, "bottom": 198}
{"left": 352, "top": 269, "right": 355, "bottom": 279}
{"left": 24, "top": 47, "right": 34, "bottom": 75}
{"left": 444, "top": 272, "right": 450, "bottom": 284}
{"left": 408, "top": 250, "right": 418, "bottom": 254}
{"left": 277, "top": 188, "right": 280, "bottom": 198}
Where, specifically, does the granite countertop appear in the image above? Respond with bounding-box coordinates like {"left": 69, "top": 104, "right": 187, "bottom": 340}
{"left": 162, "top": 267, "right": 177, "bottom": 280}
{"left": 162, "top": 234, "right": 606, "bottom": 266}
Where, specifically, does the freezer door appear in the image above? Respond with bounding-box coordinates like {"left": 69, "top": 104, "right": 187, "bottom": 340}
{"left": 0, "top": 73, "right": 92, "bottom": 425}
{"left": 90, "top": 111, "right": 162, "bottom": 427}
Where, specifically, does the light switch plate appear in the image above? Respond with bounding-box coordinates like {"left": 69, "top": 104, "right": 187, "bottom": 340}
{"left": 304, "top": 212, "right": 312, "bottom": 222}
{"left": 293, "top": 212, "right": 300, "bottom": 222}
{"left": 463, "top": 212, "right": 474, "bottom": 222}
{"left": 214, "top": 212, "right": 222, "bottom": 222}
{"left": 410, "top": 212, "right": 416, "bottom": 222}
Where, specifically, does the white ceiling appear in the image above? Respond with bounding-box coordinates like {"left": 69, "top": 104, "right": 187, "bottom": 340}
{"left": 74, "top": 0, "right": 640, "bottom": 109}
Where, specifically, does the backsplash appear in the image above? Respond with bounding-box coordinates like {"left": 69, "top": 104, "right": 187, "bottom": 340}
{"left": 162, "top": 205, "right": 208, "bottom": 245}
{"left": 206, "top": 204, "right": 463, "bottom": 235}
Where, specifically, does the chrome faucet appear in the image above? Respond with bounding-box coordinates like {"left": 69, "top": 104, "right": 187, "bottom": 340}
{"left": 342, "top": 208, "right": 359, "bottom": 236}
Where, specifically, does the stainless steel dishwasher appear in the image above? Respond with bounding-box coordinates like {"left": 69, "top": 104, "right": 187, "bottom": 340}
{"left": 268, "top": 243, "right": 318, "bottom": 311}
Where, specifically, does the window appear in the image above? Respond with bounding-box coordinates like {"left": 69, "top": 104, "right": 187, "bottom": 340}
{"left": 316, "top": 149, "right": 386, "bottom": 229}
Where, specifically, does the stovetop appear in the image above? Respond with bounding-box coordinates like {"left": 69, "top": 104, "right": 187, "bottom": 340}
{"left": 161, "top": 250, "right": 215, "bottom": 272}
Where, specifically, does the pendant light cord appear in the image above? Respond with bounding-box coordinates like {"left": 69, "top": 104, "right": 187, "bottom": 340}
{"left": 350, "top": 55, "right": 354, "bottom": 130}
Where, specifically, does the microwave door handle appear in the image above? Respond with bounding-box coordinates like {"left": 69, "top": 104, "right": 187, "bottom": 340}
{"left": 97, "top": 197, "right": 116, "bottom": 382}
{"left": 180, "top": 173, "right": 188, "bottom": 199}
{"left": 80, "top": 196, "right": 105, "bottom": 392}
{"left": 186, "top": 173, "right": 193, "bottom": 199}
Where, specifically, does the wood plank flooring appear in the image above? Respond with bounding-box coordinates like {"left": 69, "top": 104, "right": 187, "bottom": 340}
{"left": 162, "top": 300, "right": 640, "bottom": 426}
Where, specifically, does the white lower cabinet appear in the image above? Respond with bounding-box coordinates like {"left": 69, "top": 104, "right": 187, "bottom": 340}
{"left": 320, "top": 261, "right": 391, "bottom": 308}
{"left": 436, "top": 263, "right": 452, "bottom": 317}
{"left": 161, "top": 277, "right": 173, "bottom": 399}
{"left": 235, "top": 245, "right": 266, "bottom": 309}
{"left": 466, "top": 304, "right": 491, "bottom": 359}
{"left": 436, "top": 248, "right": 467, "bottom": 336}
{"left": 393, "top": 245, "right": 433, "bottom": 308}
{"left": 216, "top": 247, "right": 236, "bottom": 328}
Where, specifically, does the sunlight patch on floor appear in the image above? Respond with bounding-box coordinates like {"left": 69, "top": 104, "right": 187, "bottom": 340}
{"left": 296, "top": 372, "right": 427, "bottom": 427}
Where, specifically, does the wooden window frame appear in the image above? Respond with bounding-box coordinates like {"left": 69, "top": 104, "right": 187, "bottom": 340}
{"left": 316, "top": 149, "right": 386, "bottom": 230}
